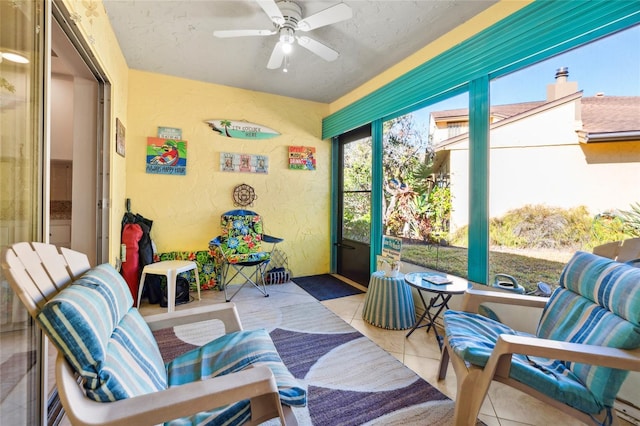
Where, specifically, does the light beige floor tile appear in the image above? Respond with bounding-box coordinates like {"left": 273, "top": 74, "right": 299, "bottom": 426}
{"left": 404, "top": 328, "right": 443, "bottom": 360}
{"left": 495, "top": 419, "right": 534, "bottom": 426}
{"left": 478, "top": 414, "right": 501, "bottom": 426}
{"left": 388, "top": 351, "right": 404, "bottom": 363}
{"left": 488, "top": 381, "right": 584, "bottom": 425}
{"left": 321, "top": 296, "right": 364, "bottom": 324}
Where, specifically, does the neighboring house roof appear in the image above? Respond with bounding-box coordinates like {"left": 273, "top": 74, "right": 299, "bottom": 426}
{"left": 433, "top": 94, "right": 640, "bottom": 147}
{"left": 580, "top": 96, "right": 640, "bottom": 133}
{"left": 491, "top": 101, "right": 547, "bottom": 120}
{"left": 431, "top": 101, "right": 545, "bottom": 122}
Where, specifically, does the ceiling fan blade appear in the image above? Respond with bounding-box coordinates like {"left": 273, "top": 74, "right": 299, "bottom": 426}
{"left": 213, "top": 29, "right": 275, "bottom": 38}
{"left": 297, "top": 3, "right": 352, "bottom": 31}
{"left": 256, "top": 0, "right": 284, "bottom": 25}
{"left": 267, "top": 42, "right": 286, "bottom": 69}
{"left": 296, "top": 36, "right": 339, "bottom": 62}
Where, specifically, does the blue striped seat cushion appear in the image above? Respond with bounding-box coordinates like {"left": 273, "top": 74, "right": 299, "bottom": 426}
{"left": 166, "top": 328, "right": 306, "bottom": 426}
{"left": 444, "top": 251, "right": 640, "bottom": 415}
{"left": 443, "top": 310, "right": 604, "bottom": 413}
{"left": 537, "top": 251, "right": 640, "bottom": 408}
{"left": 37, "top": 264, "right": 168, "bottom": 400}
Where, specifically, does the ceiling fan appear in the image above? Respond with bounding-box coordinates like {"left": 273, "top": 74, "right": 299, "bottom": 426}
{"left": 213, "top": 0, "right": 352, "bottom": 70}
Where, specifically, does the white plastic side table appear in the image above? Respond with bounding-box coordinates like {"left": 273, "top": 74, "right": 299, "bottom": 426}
{"left": 137, "top": 260, "right": 201, "bottom": 312}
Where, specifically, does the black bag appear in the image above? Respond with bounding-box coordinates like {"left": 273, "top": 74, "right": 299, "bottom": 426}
{"left": 159, "top": 276, "right": 191, "bottom": 308}
{"left": 144, "top": 275, "right": 163, "bottom": 305}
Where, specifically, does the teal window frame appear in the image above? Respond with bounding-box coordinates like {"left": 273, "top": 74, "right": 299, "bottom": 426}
{"left": 326, "top": 0, "right": 640, "bottom": 281}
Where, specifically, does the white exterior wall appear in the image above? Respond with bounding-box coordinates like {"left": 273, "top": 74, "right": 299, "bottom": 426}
{"left": 449, "top": 147, "right": 470, "bottom": 231}
{"left": 447, "top": 98, "right": 640, "bottom": 231}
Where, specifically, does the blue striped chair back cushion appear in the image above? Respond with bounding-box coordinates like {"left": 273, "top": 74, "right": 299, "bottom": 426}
{"left": 537, "top": 251, "right": 640, "bottom": 407}
{"left": 166, "top": 328, "right": 306, "bottom": 426}
{"left": 37, "top": 263, "right": 167, "bottom": 401}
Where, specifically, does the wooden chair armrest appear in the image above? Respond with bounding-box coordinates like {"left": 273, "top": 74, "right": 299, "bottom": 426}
{"left": 143, "top": 303, "right": 242, "bottom": 333}
{"left": 462, "top": 288, "right": 548, "bottom": 313}
{"left": 485, "top": 334, "right": 640, "bottom": 379}
{"left": 57, "top": 354, "right": 279, "bottom": 426}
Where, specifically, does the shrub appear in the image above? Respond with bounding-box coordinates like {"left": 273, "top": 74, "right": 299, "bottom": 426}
{"left": 489, "top": 205, "right": 592, "bottom": 250}
{"left": 588, "top": 213, "right": 629, "bottom": 249}
{"left": 453, "top": 204, "right": 636, "bottom": 251}
{"left": 450, "top": 226, "right": 468, "bottom": 246}
{"left": 620, "top": 202, "right": 640, "bottom": 237}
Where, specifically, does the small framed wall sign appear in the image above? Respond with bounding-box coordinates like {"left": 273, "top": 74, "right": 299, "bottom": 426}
{"left": 146, "top": 137, "right": 187, "bottom": 175}
{"left": 220, "top": 152, "right": 268, "bottom": 174}
{"left": 116, "top": 118, "right": 126, "bottom": 157}
{"left": 158, "top": 126, "right": 182, "bottom": 140}
{"left": 288, "top": 146, "right": 316, "bottom": 170}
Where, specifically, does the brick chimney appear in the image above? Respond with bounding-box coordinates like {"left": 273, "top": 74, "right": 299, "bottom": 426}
{"left": 546, "top": 67, "right": 579, "bottom": 101}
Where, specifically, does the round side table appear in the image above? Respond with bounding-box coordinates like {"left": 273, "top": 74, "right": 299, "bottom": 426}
{"left": 404, "top": 272, "right": 469, "bottom": 347}
{"left": 362, "top": 271, "right": 416, "bottom": 330}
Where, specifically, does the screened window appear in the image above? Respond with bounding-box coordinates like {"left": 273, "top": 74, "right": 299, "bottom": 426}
{"left": 487, "top": 25, "right": 640, "bottom": 294}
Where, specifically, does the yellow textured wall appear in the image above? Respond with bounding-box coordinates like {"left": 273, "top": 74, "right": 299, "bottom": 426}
{"left": 126, "top": 70, "right": 330, "bottom": 277}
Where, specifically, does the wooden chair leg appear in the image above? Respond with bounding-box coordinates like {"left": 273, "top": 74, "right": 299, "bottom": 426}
{"left": 249, "top": 392, "right": 291, "bottom": 425}
{"left": 438, "top": 345, "right": 450, "bottom": 380}
{"left": 453, "top": 367, "right": 492, "bottom": 426}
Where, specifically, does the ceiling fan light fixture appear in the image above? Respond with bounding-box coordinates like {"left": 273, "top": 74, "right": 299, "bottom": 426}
{"left": 217, "top": 0, "right": 352, "bottom": 70}
{"left": 279, "top": 27, "right": 295, "bottom": 54}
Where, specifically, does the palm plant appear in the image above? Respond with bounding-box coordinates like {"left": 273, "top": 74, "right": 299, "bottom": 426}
{"left": 620, "top": 202, "right": 640, "bottom": 237}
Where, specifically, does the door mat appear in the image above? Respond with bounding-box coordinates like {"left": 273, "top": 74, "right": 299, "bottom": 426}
{"left": 292, "top": 274, "right": 364, "bottom": 301}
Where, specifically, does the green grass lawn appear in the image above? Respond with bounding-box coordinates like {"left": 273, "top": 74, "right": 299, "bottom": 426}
{"left": 401, "top": 243, "right": 567, "bottom": 293}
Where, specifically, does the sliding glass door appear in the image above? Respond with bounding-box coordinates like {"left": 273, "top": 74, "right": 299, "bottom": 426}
{"left": 336, "top": 126, "right": 372, "bottom": 286}
{"left": 0, "top": 1, "right": 45, "bottom": 424}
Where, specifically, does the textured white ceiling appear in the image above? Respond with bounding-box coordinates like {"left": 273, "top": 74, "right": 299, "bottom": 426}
{"left": 103, "top": 0, "right": 497, "bottom": 103}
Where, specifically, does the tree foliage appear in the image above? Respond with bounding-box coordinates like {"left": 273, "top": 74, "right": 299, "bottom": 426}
{"left": 342, "top": 138, "right": 372, "bottom": 242}
{"left": 381, "top": 115, "right": 451, "bottom": 241}
{"left": 341, "top": 113, "right": 453, "bottom": 243}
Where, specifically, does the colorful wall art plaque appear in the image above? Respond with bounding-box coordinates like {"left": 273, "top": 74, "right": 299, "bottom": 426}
{"left": 288, "top": 146, "right": 316, "bottom": 170}
{"left": 220, "top": 152, "right": 268, "bottom": 174}
{"left": 146, "top": 137, "right": 187, "bottom": 175}
{"left": 206, "top": 119, "right": 280, "bottom": 140}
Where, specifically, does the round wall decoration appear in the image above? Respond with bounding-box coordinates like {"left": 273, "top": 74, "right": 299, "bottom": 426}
{"left": 233, "top": 184, "right": 257, "bottom": 207}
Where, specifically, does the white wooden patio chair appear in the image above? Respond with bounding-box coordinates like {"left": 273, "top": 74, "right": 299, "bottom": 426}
{"left": 438, "top": 251, "right": 640, "bottom": 426}
{"left": 2, "top": 242, "right": 304, "bottom": 426}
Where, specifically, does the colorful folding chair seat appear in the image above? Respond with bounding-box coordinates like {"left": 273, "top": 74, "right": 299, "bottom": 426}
{"left": 210, "top": 209, "right": 283, "bottom": 302}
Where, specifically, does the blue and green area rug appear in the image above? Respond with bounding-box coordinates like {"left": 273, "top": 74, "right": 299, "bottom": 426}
{"left": 152, "top": 283, "right": 483, "bottom": 425}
